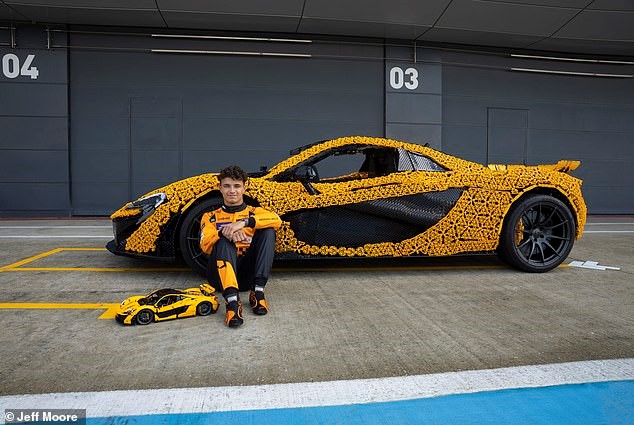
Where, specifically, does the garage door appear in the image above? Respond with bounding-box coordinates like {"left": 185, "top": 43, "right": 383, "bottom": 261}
{"left": 443, "top": 59, "right": 634, "bottom": 214}
{"left": 70, "top": 32, "right": 384, "bottom": 215}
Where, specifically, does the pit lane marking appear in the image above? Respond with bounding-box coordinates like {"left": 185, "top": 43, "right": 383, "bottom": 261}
{"left": 3, "top": 267, "right": 192, "bottom": 272}
{"left": 0, "top": 302, "right": 119, "bottom": 319}
{"left": 0, "top": 247, "right": 567, "bottom": 273}
{"left": 585, "top": 222, "right": 634, "bottom": 225}
{"left": 0, "top": 247, "right": 67, "bottom": 271}
{"left": 0, "top": 248, "right": 109, "bottom": 271}
{"left": 0, "top": 248, "right": 191, "bottom": 273}
{"left": 568, "top": 260, "right": 621, "bottom": 271}
{"left": 0, "top": 236, "right": 113, "bottom": 238}
{"left": 0, "top": 359, "right": 631, "bottom": 419}
{"left": 582, "top": 230, "right": 634, "bottom": 233}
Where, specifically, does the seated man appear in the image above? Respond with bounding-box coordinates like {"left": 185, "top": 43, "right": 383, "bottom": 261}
{"left": 199, "top": 165, "right": 282, "bottom": 327}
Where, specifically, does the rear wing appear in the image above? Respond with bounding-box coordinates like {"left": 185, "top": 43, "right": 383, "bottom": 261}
{"left": 199, "top": 283, "right": 216, "bottom": 296}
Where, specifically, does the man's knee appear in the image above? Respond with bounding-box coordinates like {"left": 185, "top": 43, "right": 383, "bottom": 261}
{"left": 258, "top": 228, "right": 276, "bottom": 243}
{"left": 216, "top": 235, "right": 235, "bottom": 249}
{"left": 215, "top": 236, "right": 238, "bottom": 257}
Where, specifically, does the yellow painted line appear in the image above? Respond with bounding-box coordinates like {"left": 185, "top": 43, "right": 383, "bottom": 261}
{"left": 0, "top": 302, "right": 119, "bottom": 320}
{"left": 0, "top": 302, "right": 117, "bottom": 309}
{"left": 4, "top": 265, "right": 511, "bottom": 273}
{"left": 59, "top": 248, "right": 107, "bottom": 251}
{"left": 0, "top": 247, "right": 107, "bottom": 271}
{"left": 0, "top": 247, "right": 570, "bottom": 273}
{"left": 99, "top": 306, "right": 119, "bottom": 319}
{"left": 2, "top": 264, "right": 554, "bottom": 272}
{"left": 0, "top": 248, "right": 64, "bottom": 271}
{"left": 4, "top": 267, "right": 193, "bottom": 272}
{"left": 0, "top": 247, "right": 192, "bottom": 273}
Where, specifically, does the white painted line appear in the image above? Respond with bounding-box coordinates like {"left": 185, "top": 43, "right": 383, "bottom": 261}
{"left": 569, "top": 261, "right": 621, "bottom": 271}
{"left": 582, "top": 231, "right": 634, "bottom": 234}
{"left": 585, "top": 223, "right": 634, "bottom": 225}
{"left": 0, "top": 236, "right": 112, "bottom": 239}
{"left": 0, "top": 359, "right": 632, "bottom": 418}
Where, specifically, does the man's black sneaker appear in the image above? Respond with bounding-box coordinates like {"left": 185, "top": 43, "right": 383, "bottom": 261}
{"left": 225, "top": 300, "right": 244, "bottom": 327}
{"left": 249, "top": 290, "right": 269, "bottom": 315}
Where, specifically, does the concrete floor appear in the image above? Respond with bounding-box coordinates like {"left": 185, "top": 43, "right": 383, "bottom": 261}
{"left": 0, "top": 217, "right": 632, "bottom": 396}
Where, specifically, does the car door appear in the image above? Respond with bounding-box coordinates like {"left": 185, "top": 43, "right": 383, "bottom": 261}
{"left": 273, "top": 145, "right": 462, "bottom": 249}
{"left": 154, "top": 295, "right": 189, "bottom": 319}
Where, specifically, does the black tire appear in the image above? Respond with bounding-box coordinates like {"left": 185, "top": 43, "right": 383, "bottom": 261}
{"left": 178, "top": 196, "right": 223, "bottom": 276}
{"left": 498, "top": 194, "right": 576, "bottom": 273}
{"left": 196, "top": 301, "right": 214, "bottom": 316}
{"left": 134, "top": 309, "right": 154, "bottom": 325}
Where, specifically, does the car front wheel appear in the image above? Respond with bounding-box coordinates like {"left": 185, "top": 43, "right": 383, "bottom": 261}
{"left": 499, "top": 194, "right": 576, "bottom": 272}
{"left": 178, "top": 196, "right": 223, "bottom": 276}
{"left": 134, "top": 309, "right": 154, "bottom": 325}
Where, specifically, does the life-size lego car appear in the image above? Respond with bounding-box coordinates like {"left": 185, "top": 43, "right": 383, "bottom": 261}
{"left": 115, "top": 284, "right": 219, "bottom": 325}
{"left": 107, "top": 136, "right": 587, "bottom": 274}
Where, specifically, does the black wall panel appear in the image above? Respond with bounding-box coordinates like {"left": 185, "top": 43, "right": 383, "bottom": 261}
{"left": 442, "top": 57, "right": 634, "bottom": 214}
{"left": 385, "top": 48, "right": 443, "bottom": 149}
{"left": 70, "top": 33, "right": 384, "bottom": 215}
{"left": 2, "top": 26, "right": 633, "bottom": 216}
{"left": 0, "top": 26, "right": 69, "bottom": 217}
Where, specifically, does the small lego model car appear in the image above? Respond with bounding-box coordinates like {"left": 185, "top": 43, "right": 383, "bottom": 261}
{"left": 115, "top": 284, "right": 219, "bottom": 325}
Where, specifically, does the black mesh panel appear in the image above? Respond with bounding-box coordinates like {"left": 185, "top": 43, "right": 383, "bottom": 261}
{"left": 283, "top": 189, "right": 463, "bottom": 247}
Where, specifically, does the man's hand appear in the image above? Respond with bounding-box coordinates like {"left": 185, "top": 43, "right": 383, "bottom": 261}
{"left": 220, "top": 220, "right": 250, "bottom": 242}
{"left": 229, "top": 229, "right": 250, "bottom": 243}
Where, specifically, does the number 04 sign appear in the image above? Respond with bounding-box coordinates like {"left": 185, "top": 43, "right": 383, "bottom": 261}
{"left": 389, "top": 66, "right": 418, "bottom": 90}
{"left": 2, "top": 53, "right": 39, "bottom": 79}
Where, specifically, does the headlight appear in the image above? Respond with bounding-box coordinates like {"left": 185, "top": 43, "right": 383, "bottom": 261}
{"left": 128, "top": 192, "right": 167, "bottom": 224}
{"left": 129, "top": 192, "right": 167, "bottom": 210}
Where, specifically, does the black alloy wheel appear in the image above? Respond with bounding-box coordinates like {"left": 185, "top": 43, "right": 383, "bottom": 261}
{"left": 134, "top": 309, "right": 154, "bottom": 325}
{"left": 499, "top": 194, "right": 576, "bottom": 272}
{"left": 178, "top": 196, "right": 223, "bottom": 276}
{"left": 196, "top": 301, "right": 214, "bottom": 316}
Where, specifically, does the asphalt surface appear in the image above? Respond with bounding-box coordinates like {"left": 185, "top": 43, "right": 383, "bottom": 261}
{"left": 0, "top": 217, "right": 632, "bottom": 396}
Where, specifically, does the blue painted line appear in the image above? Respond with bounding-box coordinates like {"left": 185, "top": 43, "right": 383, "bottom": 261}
{"left": 88, "top": 380, "right": 633, "bottom": 425}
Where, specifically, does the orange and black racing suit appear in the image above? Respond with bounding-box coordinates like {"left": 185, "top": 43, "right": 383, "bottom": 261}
{"left": 200, "top": 203, "right": 281, "bottom": 299}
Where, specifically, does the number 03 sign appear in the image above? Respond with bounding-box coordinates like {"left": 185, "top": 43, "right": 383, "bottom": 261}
{"left": 2, "top": 53, "right": 39, "bottom": 79}
{"left": 389, "top": 66, "right": 418, "bottom": 90}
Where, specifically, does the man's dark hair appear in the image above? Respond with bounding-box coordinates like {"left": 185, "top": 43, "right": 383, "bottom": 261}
{"left": 218, "top": 165, "right": 249, "bottom": 184}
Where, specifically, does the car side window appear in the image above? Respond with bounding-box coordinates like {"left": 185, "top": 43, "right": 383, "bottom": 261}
{"left": 313, "top": 151, "right": 367, "bottom": 181}
{"left": 156, "top": 295, "right": 174, "bottom": 308}
{"left": 398, "top": 149, "right": 447, "bottom": 172}
{"left": 294, "top": 147, "right": 400, "bottom": 183}
{"left": 274, "top": 146, "right": 405, "bottom": 183}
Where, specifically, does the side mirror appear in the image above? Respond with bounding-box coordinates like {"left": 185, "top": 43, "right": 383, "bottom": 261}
{"left": 294, "top": 165, "right": 319, "bottom": 183}
{"left": 293, "top": 165, "right": 320, "bottom": 195}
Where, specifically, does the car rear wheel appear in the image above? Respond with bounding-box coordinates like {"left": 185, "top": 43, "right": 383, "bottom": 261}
{"left": 196, "top": 301, "right": 214, "bottom": 316}
{"left": 178, "top": 196, "right": 223, "bottom": 276}
{"left": 498, "top": 194, "right": 576, "bottom": 272}
{"left": 134, "top": 309, "right": 154, "bottom": 325}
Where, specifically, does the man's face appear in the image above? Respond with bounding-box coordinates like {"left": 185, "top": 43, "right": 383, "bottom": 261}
{"left": 219, "top": 177, "right": 246, "bottom": 206}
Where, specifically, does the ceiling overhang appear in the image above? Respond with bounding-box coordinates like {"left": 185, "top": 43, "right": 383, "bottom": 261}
{"left": 1, "top": 0, "right": 632, "bottom": 58}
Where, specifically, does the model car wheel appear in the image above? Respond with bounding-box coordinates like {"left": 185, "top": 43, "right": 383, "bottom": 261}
{"left": 499, "top": 194, "right": 576, "bottom": 272}
{"left": 134, "top": 309, "right": 154, "bottom": 325}
{"left": 178, "top": 196, "right": 223, "bottom": 276}
{"left": 196, "top": 301, "right": 214, "bottom": 316}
